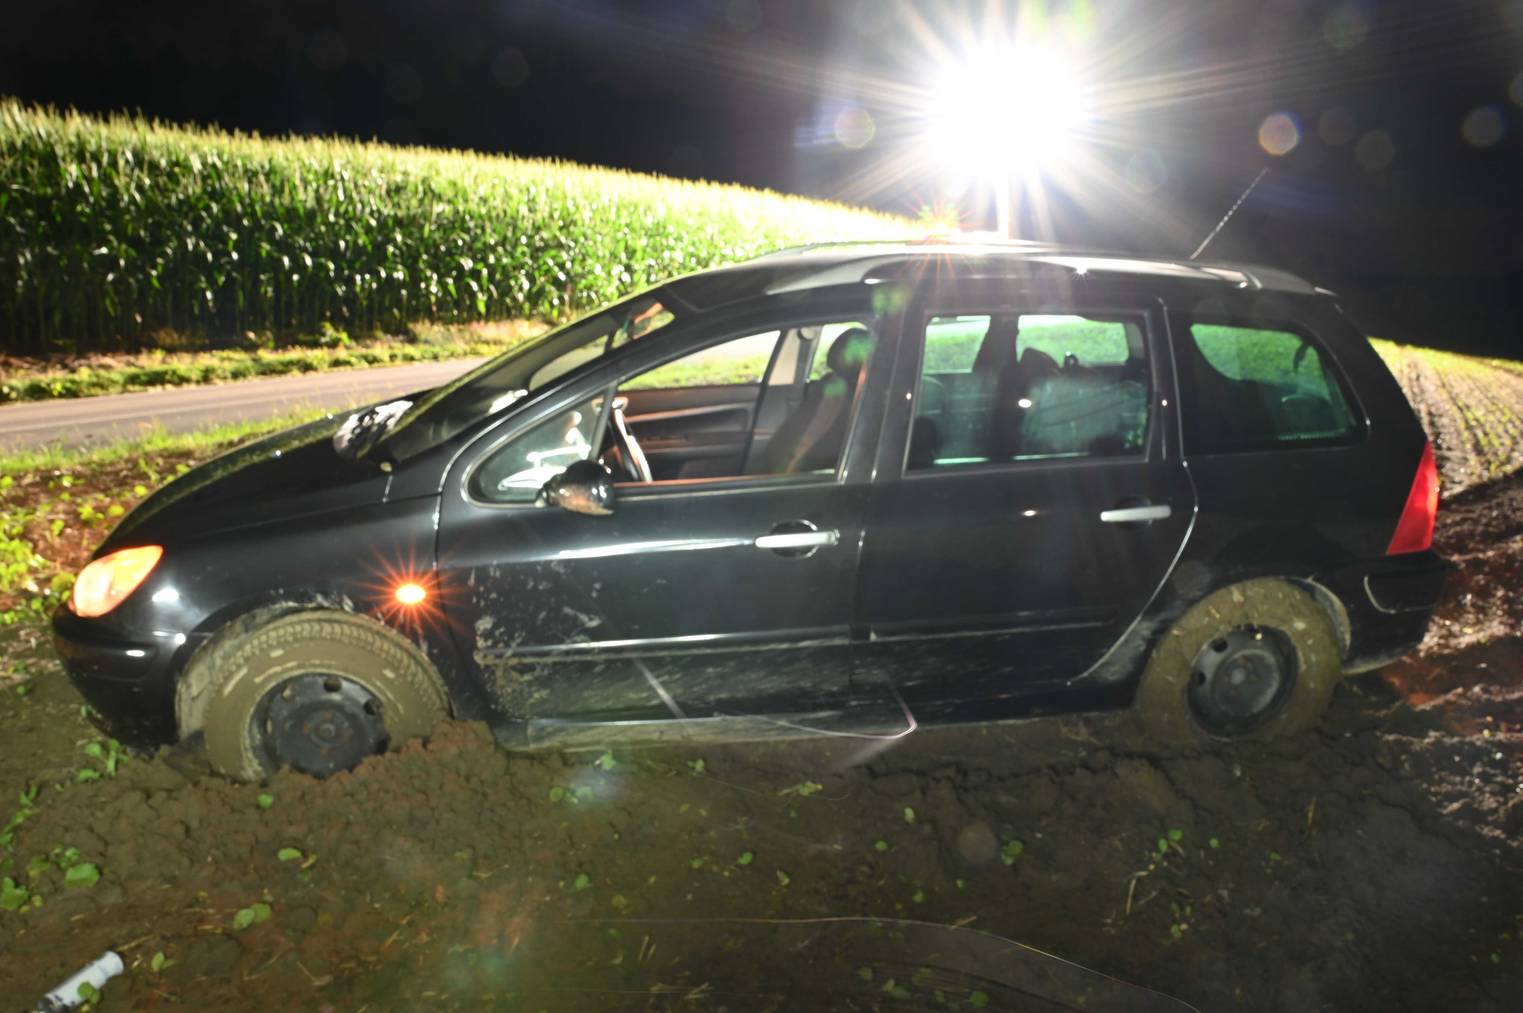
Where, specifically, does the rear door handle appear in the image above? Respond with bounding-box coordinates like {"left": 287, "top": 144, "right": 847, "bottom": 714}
{"left": 754, "top": 530, "right": 839, "bottom": 550}
{"left": 1099, "top": 504, "right": 1171, "bottom": 524}
{"left": 755, "top": 520, "right": 838, "bottom": 557}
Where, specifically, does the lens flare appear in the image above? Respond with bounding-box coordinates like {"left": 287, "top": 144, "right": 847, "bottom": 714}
{"left": 923, "top": 43, "right": 1090, "bottom": 181}
{"left": 1258, "top": 113, "right": 1301, "bottom": 156}
{"left": 395, "top": 582, "right": 427, "bottom": 606}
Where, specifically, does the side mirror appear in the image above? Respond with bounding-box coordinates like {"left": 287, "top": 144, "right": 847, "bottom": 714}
{"left": 538, "top": 459, "right": 616, "bottom": 516}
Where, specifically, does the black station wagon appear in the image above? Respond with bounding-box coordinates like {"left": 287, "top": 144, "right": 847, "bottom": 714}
{"left": 53, "top": 243, "right": 1447, "bottom": 780}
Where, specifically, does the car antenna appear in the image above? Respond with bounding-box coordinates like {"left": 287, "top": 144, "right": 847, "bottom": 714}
{"left": 1188, "top": 166, "right": 1269, "bottom": 260}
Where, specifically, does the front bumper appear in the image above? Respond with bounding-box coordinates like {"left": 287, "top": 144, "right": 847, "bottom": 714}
{"left": 51, "top": 604, "right": 204, "bottom": 745}
{"left": 1314, "top": 549, "right": 1450, "bottom": 671}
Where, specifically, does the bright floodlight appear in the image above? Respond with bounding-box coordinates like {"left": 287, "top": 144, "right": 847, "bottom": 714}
{"left": 923, "top": 43, "right": 1089, "bottom": 233}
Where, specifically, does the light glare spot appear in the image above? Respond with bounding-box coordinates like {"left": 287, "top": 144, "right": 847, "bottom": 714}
{"left": 1318, "top": 107, "right": 1357, "bottom": 146}
{"left": 1461, "top": 105, "right": 1507, "bottom": 148}
{"left": 924, "top": 44, "right": 1089, "bottom": 179}
{"left": 1503, "top": 0, "right": 1523, "bottom": 34}
{"left": 1258, "top": 113, "right": 1301, "bottom": 156}
{"left": 1123, "top": 149, "right": 1167, "bottom": 193}
{"left": 834, "top": 105, "right": 876, "bottom": 149}
{"left": 1323, "top": 1, "right": 1373, "bottom": 50}
{"left": 1354, "top": 129, "right": 1395, "bottom": 169}
{"left": 395, "top": 582, "right": 427, "bottom": 606}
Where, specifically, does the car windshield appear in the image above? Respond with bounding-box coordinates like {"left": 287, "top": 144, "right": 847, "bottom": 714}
{"left": 376, "top": 292, "right": 676, "bottom": 460}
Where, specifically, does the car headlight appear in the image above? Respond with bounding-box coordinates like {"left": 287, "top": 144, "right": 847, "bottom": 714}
{"left": 71, "top": 545, "right": 163, "bottom": 618}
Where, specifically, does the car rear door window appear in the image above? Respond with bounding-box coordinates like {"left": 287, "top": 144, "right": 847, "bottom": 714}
{"left": 907, "top": 312, "right": 1150, "bottom": 469}
{"left": 1181, "top": 322, "right": 1358, "bottom": 453}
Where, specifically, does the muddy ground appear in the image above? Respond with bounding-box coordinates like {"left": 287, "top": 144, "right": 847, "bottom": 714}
{"left": 2, "top": 349, "right": 1522, "bottom": 1010}
{"left": 0, "top": 464, "right": 1519, "bottom": 1012}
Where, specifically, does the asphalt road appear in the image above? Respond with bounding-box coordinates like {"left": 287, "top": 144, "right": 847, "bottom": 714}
{"left": 0, "top": 358, "right": 486, "bottom": 453}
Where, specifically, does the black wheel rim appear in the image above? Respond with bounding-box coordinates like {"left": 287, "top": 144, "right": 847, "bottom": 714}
{"left": 1186, "top": 626, "right": 1297, "bottom": 736}
{"left": 252, "top": 673, "right": 389, "bottom": 777}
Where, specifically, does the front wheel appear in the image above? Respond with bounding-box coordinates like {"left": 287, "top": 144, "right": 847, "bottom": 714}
{"left": 182, "top": 610, "right": 449, "bottom": 781}
{"left": 1135, "top": 579, "right": 1342, "bottom": 746}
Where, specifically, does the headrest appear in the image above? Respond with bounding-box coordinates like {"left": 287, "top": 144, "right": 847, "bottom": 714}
{"left": 826, "top": 327, "right": 874, "bottom": 377}
{"left": 973, "top": 316, "right": 1021, "bottom": 374}
{"left": 1018, "top": 346, "right": 1060, "bottom": 378}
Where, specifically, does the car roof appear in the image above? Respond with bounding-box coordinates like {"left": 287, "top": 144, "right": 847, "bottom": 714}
{"left": 663, "top": 240, "right": 1326, "bottom": 312}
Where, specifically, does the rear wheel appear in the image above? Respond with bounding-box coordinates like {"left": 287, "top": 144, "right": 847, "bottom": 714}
{"left": 182, "top": 610, "right": 448, "bottom": 781}
{"left": 1135, "top": 579, "right": 1341, "bottom": 746}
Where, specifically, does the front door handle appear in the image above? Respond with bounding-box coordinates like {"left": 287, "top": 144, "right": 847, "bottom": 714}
{"left": 755, "top": 521, "right": 838, "bottom": 557}
{"left": 1099, "top": 503, "right": 1172, "bottom": 524}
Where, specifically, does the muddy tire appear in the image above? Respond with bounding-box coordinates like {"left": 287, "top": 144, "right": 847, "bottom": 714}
{"left": 1135, "top": 579, "right": 1341, "bottom": 746}
{"left": 183, "top": 610, "right": 448, "bottom": 781}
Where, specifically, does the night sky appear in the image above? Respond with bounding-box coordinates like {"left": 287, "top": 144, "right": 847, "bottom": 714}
{"left": 4, "top": 0, "right": 1521, "bottom": 351}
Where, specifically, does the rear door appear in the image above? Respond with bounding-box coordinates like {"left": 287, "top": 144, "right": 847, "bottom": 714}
{"left": 855, "top": 280, "right": 1195, "bottom": 705}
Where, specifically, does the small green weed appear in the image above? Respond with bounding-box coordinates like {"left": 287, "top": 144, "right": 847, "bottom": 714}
{"left": 0, "top": 787, "right": 39, "bottom": 850}
{"left": 1, "top": 876, "right": 29, "bottom": 911}
{"left": 76, "top": 739, "right": 125, "bottom": 782}
{"left": 778, "top": 781, "right": 823, "bottom": 798}
{"left": 549, "top": 784, "right": 594, "bottom": 805}
{"left": 232, "top": 902, "right": 272, "bottom": 930}
{"left": 64, "top": 862, "right": 100, "bottom": 888}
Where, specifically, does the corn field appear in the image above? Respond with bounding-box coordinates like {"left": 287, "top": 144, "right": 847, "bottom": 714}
{"left": 0, "top": 101, "right": 905, "bottom": 354}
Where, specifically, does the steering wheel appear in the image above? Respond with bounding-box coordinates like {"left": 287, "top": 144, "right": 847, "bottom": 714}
{"left": 606, "top": 398, "right": 653, "bottom": 483}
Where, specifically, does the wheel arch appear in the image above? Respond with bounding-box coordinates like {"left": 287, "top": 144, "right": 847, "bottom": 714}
{"left": 1285, "top": 576, "right": 1353, "bottom": 660}
{"left": 1081, "top": 571, "right": 1351, "bottom": 695}
{"left": 174, "top": 591, "right": 388, "bottom": 738}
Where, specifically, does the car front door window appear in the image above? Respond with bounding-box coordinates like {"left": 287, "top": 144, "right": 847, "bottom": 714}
{"left": 469, "top": 395, "right": 604, "bottom": 504}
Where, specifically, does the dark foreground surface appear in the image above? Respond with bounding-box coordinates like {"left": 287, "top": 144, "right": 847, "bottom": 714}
{"left": 1, "top": 470, "right": 1521, "bottom": 1010}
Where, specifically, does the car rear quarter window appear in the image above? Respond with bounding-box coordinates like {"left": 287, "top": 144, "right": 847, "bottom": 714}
{"left": 1181, "top": 321, "right": 1359, "bottom": 454}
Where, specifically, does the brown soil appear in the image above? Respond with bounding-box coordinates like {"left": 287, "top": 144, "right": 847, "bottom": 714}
{"left": 1, "top": 350, "right": 1520, "bottom": 1010}
{"left": 0, "top": 469, "right": 1521, "bottom": 1011}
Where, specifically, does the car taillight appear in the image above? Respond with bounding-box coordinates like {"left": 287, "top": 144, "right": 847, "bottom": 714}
{"left": 71, "top": 545, "right": 163, "bottom": 617}
{"left": 1386, "top": 442, "right": 1438, "bottom": 555}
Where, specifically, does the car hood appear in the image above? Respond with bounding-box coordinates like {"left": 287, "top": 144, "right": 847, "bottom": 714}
{"left": 101, "top": 411, "right": 399, "bottom": 553}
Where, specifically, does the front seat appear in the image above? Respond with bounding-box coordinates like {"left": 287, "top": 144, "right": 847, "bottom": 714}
{"left": 762, "top": 327, "right": 874, "bottom": 475}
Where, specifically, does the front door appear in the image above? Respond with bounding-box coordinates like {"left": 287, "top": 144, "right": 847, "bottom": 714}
{"left": 438, "top": 308, "right": 884, "bottom": 722}
{"left": 855, "top": 283, "right": 1195, "bottom": 706}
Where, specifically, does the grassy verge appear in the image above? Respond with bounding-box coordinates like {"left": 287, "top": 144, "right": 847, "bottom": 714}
{"left": 0, "top": 320, "right": 541, "bottom": 404}
{"left": 0, "top": 409, "right": 331, "bottom": 623}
